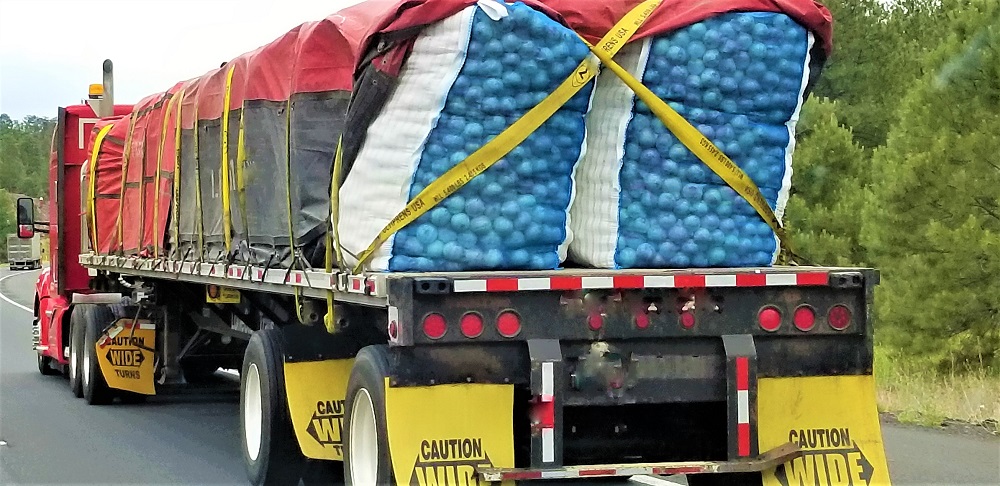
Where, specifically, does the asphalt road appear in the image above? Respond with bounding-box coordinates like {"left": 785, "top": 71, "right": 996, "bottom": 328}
{"left": 1, "top": 267, "right": 997, "bottom": 485}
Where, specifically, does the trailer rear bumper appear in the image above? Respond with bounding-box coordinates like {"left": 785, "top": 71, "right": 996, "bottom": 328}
{"left": 479, "top": 442, "right": 801, "bottom": 481}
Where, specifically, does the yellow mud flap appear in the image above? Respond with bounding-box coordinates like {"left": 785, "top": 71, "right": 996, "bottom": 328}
{"left": 284, "top": 359, "right": 354, "bottom": 460}
{"left": 385, "top": 381, "right": 515, "bottom": 486}
{"left": 95, "top": 318, "right": 156, "bottom": 395}
{"left": 759, "top": 375, "right": 891, "bottom": 486}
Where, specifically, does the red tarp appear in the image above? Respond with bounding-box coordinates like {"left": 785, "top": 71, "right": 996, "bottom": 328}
{"left": 87, "top": 116, "right": 129, "bottom": 255}
{"left": 97, "top": 0, "right": 832, "bottom": 259}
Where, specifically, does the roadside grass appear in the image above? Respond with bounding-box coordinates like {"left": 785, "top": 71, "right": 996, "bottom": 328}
{"left": 874, "top": 345, "right": 1000, "bottom": 433}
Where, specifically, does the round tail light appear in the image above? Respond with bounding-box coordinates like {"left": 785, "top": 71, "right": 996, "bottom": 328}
{"left": 460, "top": 312, "right": 484, "bottom": 338}
{"left": 758, "top": 306, "right": 782, "bottom": 332}
{"left": 828, "top": 305, "right": 852, "bottom": 330}
{"left": 588, "top": 313, "right": 603, "bottom": 331}
{"left": 496, "top": 311, "right": 522, "bottom": 337}
{"left": 679, "top": 311, "right": 695, "bottom": 329}
{"left": 422, "top": 313, "right": 447, "bottom": 339}
{"left": 793, "top": 305, "right": 816, "bottom": 331}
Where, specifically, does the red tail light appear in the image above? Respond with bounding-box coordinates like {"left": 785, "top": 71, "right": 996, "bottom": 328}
{"left": 679, "top": 311, "right": 695, "bottom": 329}
{"left": 828, "top": 305, "right": 852, "bottom": 330}
{"left": 635, "top": 313, "right": 650, "bottom": 330}
{"left": 422, "top": 313, "right": 447, "bottom": 339}
{"left": 588, "top": 312, "right": 604, "bottom": 331}
{"left": 496, "top": 311, "right": 522, "bottom": 337}
{"left": 460, "top": 312, "right": 484, "bottom": 338}
{"left": 793, "top": 305, "right": 816, "bottom": 331}
{"left": 758, "top": 307, "right": 782, "bottom": 332}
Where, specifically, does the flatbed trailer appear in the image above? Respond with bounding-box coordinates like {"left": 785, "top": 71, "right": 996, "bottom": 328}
{"left": 74, "top": 252, "right": 889, "bottom": 485}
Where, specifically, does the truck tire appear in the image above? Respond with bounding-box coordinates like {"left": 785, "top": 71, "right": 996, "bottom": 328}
{"left": 37, "top": 352, "right": 57, "bottom": 376}
{"left": 240, "top": 328, "right": 304, "bottom": 485}
{"left": 343, "top": 345, "right": 393, "bottom": 486}
{"left": 68, "top": 306, "right": 88, "bottom": 398}
{"left": 81, "top": 305, "right": 115, "bottom": 405}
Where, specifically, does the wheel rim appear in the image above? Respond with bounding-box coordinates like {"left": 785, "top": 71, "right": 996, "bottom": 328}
{"left": 70, "top": 338, "right": 78, "bottom": 383}
{"left": 243, "top": 363, "right": 263, "bottom": 462}
{"left": 83, "top": 340, "right": 91, "bottom": 387}
{"left": 350, "top": 388, "right": 379, "bottom": 485}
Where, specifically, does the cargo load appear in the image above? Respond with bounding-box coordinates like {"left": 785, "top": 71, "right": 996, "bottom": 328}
{"left": 338, "top": 1, "right": 593, "bottom": 272}
{"left": 82, "top": 0, "right": 832, "bottom": 273}
{"left": 569, "top": 9, "right": 823, "bottom": 269}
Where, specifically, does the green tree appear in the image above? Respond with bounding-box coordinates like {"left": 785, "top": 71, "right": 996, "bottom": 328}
{"left": 814, "top": 0, "right": 956, "bottom": 148}
{"left": 861, "top": 1, "right": 1000, "bottom": 369}
{"left": 0, "top": 188, "right": 13, "bottom": 261}
{"left": 784, "top": 97, "right": 869, "bottom": 266}
{"left": 0, "top": 113, "right": 55, "bottom": 198}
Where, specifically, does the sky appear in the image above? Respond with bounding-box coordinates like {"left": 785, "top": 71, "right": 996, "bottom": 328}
{"left": 0, "top": 0, "right": 363, "bottom": 120}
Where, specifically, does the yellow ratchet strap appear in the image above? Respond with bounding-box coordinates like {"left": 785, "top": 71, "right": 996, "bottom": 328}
{"left": 116, "top": 112, "right": 138, "bottom": 255}
{"left": 351, "top": 0, "right": 664, "bottom": 273}
{"left": 154, "top": 92, "right": 179, "bottom": 258}
{"left": 171, "top": 90, "right": 185, "bottom": 259}
{"left": 87, "top": 124, "right": 115, "bottom": 251}
{"left": 235, "top": 110, "right": 249, "bottom": 241}
{"left": 221, "top": 66, "right": 236, "bottom": 253}
{"left": 582, "top": 40, "right": 797, "bottom": 264}
{"left": 284, "top": 99, "right": 306, "bottom": 324}
{"left": 323, "top": 138, "right": 347, "bottom": 334}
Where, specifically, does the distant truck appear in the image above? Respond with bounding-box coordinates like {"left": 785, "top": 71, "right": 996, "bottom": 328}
{"left": 7, "top": 234, "right": 42, "bottom": 270}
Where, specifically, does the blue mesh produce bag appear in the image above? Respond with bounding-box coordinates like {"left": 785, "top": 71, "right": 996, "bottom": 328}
{"left": 570, "top": 12, "right": 814, "bottom": 269}
{"left": 339, "top": 1, "right": 593, "bottom": 272}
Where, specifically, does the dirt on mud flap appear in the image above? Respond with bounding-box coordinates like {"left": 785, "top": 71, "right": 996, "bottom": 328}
{"left": 758, "top": 375, "right": 891, "bottom": 486}
{"left": 96, "top": 318, "right": 157, "bottom": 395}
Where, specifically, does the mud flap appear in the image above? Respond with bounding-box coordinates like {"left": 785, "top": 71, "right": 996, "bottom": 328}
{"left": 385, "top": 381, "right": 515, "bottom": 486}
{"left": 95, "top": 318, "right": 156, "bottom": 395}
{"left": 759, "top": 375, "right": 891, "bottom": 486}
{"left": 283, "top": 359, "right": 354, "bottom": 460}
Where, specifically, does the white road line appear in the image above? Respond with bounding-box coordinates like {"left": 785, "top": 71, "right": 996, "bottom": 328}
{"left": 629, "top": 475, "right": 686, "bottom": 486}
{"left": 0, "top": 271, "right": 34, "bottom": 313}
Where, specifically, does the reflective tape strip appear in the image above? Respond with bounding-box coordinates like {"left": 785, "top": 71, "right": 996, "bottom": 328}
{"left": 735, "top": 356, "right": 751, "bottom": 457}
{"left": 541, "top": 427, "right": 555, "bottom": 463}
{"left": 541, "top": 362, "right": 554, "bottom": 400}
{"left": 452, "top": 272, "right": 829, "bottom": 292}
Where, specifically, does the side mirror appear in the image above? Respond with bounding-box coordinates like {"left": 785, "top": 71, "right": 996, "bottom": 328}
{"left": 16, "top": 197, "right": 34, "bottom": 239}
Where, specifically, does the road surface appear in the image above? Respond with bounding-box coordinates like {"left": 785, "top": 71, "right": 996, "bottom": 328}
{"left": 1, "top": 267, "right": 997, "bottom": 485}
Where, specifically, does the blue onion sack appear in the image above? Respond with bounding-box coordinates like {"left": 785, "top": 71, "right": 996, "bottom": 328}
{"left": 570, "top": 12, "right": 813, "bottom": 269}
{"left": 339, "top": 0, "right": 593, "bottom": 272}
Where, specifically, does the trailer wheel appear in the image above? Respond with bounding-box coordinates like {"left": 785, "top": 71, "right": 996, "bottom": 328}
{"left": 81, "top": 305, "right": 115, "bottom": 405}
{"left": 68, "top": 306, "right": 87, "bottom": 398}
{"left": 344, "top": 345, "right": 393, "bottom": 486}
{"left": 240, "top": 328, "right": 304, "bottom": 485}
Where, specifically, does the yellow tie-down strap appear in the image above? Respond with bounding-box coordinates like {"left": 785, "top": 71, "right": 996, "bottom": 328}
{"left": 87, "top": 123, "right": 115, "bottom": 251}
{"left": 350, "top": 0, "right": 799, "bottom": 273}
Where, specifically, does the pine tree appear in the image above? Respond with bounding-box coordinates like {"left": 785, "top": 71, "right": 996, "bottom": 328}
{"left": 862, "top": 2, "right": 1000, "bottom": 369}
{"left": 785, "top": 97, "right": 869, "bottom": 266}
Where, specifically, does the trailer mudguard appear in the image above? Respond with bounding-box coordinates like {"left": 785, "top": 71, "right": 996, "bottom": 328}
{"left": 385, "top": 381, "right": 515, "bottom": 486}
{"left": 758, "top": 375, "right": 891, "bottom": 486}
{"left": 95, "top": 318, "right": 157, "bottom": 395}
{"left": 283, "top": 359, "right": 354, "bottom": 460}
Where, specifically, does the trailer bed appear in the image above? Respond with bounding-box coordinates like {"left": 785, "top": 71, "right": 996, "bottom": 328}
{"left": 80, "top": 253, "right": 870, "bottom": 306}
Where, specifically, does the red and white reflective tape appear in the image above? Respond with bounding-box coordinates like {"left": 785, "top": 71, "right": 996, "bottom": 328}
{"left": 452, "top": 272, "right": 829, "bottom": 293}
{"left": 540, "top": 361, "right": 555, "bottom": 463}
{"left": 736, "top": 356, "right": 751, "bottom": 457}
{"left": 487, "top": 464, "right": 715, "bottom": 482}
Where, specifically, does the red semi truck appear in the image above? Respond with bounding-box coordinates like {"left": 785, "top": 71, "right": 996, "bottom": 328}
{"left": 20, "top": 1, "right": 892, "bottom": 485}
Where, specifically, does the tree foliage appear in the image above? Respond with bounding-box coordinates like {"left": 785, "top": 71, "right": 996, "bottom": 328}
{"left": 0, "top": 113, "right": 54, "bottom": 260}
{"left": 790, "top": 0, "right": 1000, "bottom": 370}
{"left": 784, "top": 97, "right": 868, "bottom": 266}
